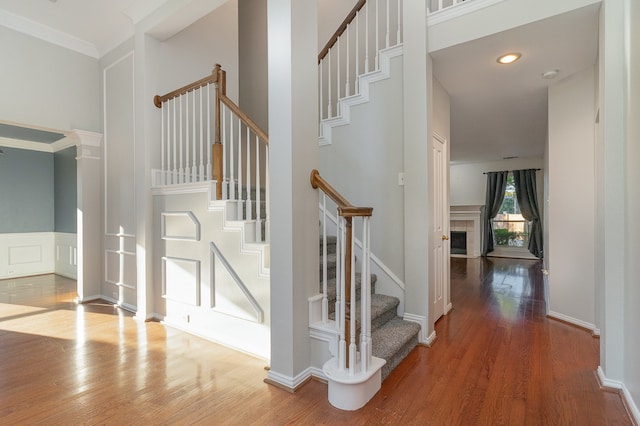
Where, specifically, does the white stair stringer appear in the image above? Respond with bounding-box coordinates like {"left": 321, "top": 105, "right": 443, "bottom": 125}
{"left": 319, "top": 44, "right": 403, "bottom": 147}
{"left": 208, "top": 199, "right": 270, "bottom": 279}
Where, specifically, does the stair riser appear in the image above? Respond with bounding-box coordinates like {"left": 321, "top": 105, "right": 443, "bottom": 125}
{"left": 380, "top": 334, "right": 419, "bottom": 381}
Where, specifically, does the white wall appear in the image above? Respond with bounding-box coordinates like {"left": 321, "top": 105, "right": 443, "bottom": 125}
{"left": 450, "top": 158, "right": 544, "bottom": 207}
{"left": 319, "top": 56, "right": 405, "bottom": 283}
{"left": 0, "top": 26, "right": 100, "bottom": 133}
{"left": 317, "top": 0, "right": 359, "bottom": 51}
{"left": 101, "top": 50, "right": 138, "bottom": 310}
{"left": 239, "top": 0, "right": 268, "bottom": 131}
{"left": 624, "top": 0, "right": 640, "bottom": 415}
{"left": 433, "top": 77, "right": 450, "bottom": 142}
{"left": 547, "top": 66, "right": 596, "bottom": 330}
{"left": 152, "top": 190, "right": 271, "bottom": 359}
{"left": 157, "top": 1, "right": 239, "bottom": 104}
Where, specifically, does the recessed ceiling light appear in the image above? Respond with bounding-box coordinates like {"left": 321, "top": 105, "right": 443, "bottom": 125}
{"left": 497, "top": 53, "right": 521, "bottom": 64}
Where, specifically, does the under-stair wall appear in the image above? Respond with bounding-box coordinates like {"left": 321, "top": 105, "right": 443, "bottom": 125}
{"left": 152, "top": 184, "right": 270, "bottom": 359}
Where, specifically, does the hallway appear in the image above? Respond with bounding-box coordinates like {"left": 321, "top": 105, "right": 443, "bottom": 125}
{"left": 0, "top": 259, "right": 631, "bottom": 424}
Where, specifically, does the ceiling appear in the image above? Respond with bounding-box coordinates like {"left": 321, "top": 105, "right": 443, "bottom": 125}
{"left": 431, "top": 3, "right": 600, "bottom": 163}
{"left": 0, "top": 1, "right": 599, "bottom": 162}
{"left": 0, "top": 0, "right": 170, "bottom": 57}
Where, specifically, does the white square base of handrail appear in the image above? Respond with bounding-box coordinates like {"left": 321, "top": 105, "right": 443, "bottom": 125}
{"left": 323, "top": 356, "right": 386, "bottom": 411}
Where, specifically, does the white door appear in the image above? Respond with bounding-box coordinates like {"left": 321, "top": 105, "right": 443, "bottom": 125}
{"left": 431, "top": 133, "right": 450, "bottom": 321}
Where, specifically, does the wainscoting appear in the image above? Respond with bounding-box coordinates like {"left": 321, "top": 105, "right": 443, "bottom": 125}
{"left": 0, "top": 232, "right": 77, "bottom": 280}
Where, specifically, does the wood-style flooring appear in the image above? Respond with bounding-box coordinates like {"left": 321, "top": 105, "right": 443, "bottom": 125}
{"left": 0, "top": 258, "right": 631, "bottom": 425}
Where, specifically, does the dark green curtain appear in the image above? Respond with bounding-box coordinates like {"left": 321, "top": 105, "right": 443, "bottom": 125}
{"left": 513, "top": 169, "right": 543, "bottom": 258}
{"left": 482, "top": 171, "right": 508, "bottom": 256}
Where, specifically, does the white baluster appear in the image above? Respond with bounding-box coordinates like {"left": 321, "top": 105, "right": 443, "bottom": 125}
{"left": 255, "top": 134, "right": 261, "bottom": 242}
{"left": 173, "top": 98, "right": 178, "bottom": 184}
{"left": 192, "top": 89, "right": 197, "bottom": 181}
{"left": 185, "top": 92, "right": 190, "bottom": 183}
{"left": 319, "top": 58, "right": 324, "bottom": 124}
{"left": 161, "top": 100, "right": 165, "bottom": 185}
{"left": 322, "top": 194, "right": 328, "bottom": 324}
{"left": 345, "top": 26, "right": 350, "bottom": 97}
{"left": 349, "top": 226, "right": 356, "bottom": 375}
{"left": 199, "top": 88, "right": 204, "bottom": 181}
{"left": 365, "top": 3, "right": 370, "bottom": 74}
{"left": 206, "top": 84, "right": 211, "bottom": 181}
{"left": 438, "top": 0, "right": 443, "bottom": 13}
{"left": 386, "top": 0, "right": 390, "bottom": 48}
{"left": 222, "top": 106, "right": 227, "bottom": 198}
{"left": 179, "top": 95, "right": 184, "bottom": 184}
{"left": 328, "top": 49, "right": 333, "bottom": 118}
{"left": 245, "top": 126, "right": 251, "bottom": 221}
{"left": 337, "top": 215, "right": 346, "bottom": 370}
{"left": 361, "top": 217, "right": 371, "bottom": 371}
{"left": 337, "top": 36, "right": 341, "bottom": 114}
{"left": 397, "top": 0, "right": 402, "bottom": 45}
{"left": 237, "top": 116, "right": 243, "bottom": 220}
{"left": 375, "top": 0, "right": 380, "bottom": 69}
{"left": 230, "top": 110, "right": 236, "bottom": 200}
{"left": 355, "top": 10, "right": 360, "bottom": 94}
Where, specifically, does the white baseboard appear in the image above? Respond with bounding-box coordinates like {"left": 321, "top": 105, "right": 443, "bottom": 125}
{"left": 547, "top": 310, "right": 597, "bottom": 333}
{"left": 403, "top": 313, "right": 429, "bottom": 344}
{"left": 597, "top": 366, "right": 640, "bottom": 424}
{"left": 425, "top": 330, "right": 437, "bottom": 346}
{"left": 265, "top": 367, "right": 313, "bottom": 393}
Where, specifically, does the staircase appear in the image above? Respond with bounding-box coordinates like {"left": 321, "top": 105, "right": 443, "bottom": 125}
{"left": 321, "top": 236, "right": 420, "bottom": 381}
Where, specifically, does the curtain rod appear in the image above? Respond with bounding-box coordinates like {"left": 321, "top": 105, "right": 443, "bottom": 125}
{"left": 482, "top": 168, "right": 541, "bottom": 175}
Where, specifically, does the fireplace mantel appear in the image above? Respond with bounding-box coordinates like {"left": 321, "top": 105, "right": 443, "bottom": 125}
{"left": 450, "top": 205, "right": 483, "bottom": 258}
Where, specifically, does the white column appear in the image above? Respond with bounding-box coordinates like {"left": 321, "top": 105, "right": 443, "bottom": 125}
{"left": 266, "top": 0, "right": 319, "bottom": 390}
{"left": 598, "top": 0, "right": 627, "bottom": 384}
{"left": 73, "top": 130, "right": 103, "bottom": 303}
{"left": 402, "top": 0, "right": 431, "bottom": 342}
{"left": 132, "top": 32, "right": 161, "bottom": 321}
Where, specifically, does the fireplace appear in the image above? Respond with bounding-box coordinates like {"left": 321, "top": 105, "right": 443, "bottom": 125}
{"left": 450, "top": 205, "right": 483, "bottom": 258}
{"left": 451, "top": 231, "right": 467, "bottom": 255}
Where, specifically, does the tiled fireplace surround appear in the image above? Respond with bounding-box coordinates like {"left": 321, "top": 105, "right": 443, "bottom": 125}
{"left": 450, "top": 205, "right": 483, "bottom": 258}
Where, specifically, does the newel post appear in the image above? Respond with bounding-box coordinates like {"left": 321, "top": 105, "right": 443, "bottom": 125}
{"left": 213, "top": 64, "right": 224, "bottom": 199}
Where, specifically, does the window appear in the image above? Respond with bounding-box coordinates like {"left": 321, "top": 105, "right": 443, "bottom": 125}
{"left": 492, "top": 173, "right": 531, "bottom": 248}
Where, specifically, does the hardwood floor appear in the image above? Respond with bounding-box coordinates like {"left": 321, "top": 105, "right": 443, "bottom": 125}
{"left": 0, "top": 260, "right": 631, "bottom": 425}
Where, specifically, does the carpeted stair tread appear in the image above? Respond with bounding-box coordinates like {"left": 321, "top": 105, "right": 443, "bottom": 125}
{"left": 322, "top": 273, "right": 377, "bottom": 302}
{"left": 320, "top": 236, "right": 338, "bottom": 255}
{"left": 328, "top": 293, "right": 398, "bottom": 332}
{"left": 372, "top": 317, "right": 420, "bottom": 380}
{"left": 317, "top": 236, "right": 419, "bottom": 381}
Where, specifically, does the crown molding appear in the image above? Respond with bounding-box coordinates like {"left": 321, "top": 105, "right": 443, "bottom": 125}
{"left": 0, "top": 8, "right": 99, "bottom": 58}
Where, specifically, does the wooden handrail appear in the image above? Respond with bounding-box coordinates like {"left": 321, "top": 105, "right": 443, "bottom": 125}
{"left": 153, "top": 63, "right": 268, "bottom": 201}
{"left": 310, "top": 169, "right": 372, "bottom": 217}
{"left": 220, "top": 94, "right": 269, "bottom": 144}
{"left": 318, "top": 0, "right": 367, "bottom": 63}
{"left": 154, "top": 65, "right": 221, "bottom": 108}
